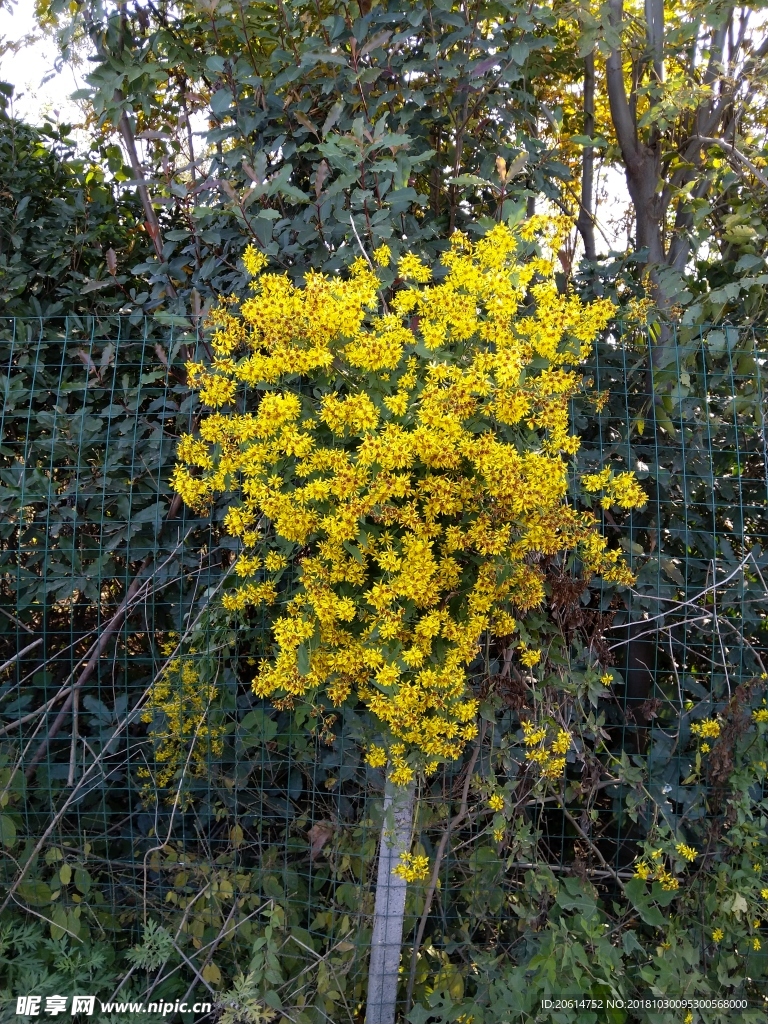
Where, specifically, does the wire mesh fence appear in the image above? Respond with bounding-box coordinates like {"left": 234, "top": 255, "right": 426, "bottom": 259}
{"left": 0, "top": 316, "right": 767, "bottom": 1022}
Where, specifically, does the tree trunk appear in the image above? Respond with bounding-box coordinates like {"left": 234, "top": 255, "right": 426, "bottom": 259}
{"left": 576, "top": 52, "right": 596, "bottom": 262}
{"left": 366, "top": 778, "right": 416, "bottom": 1024}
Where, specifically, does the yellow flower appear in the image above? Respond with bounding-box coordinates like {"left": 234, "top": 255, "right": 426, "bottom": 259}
{"left": 366, "top": 745, "right": 387, "bottom": 769}
{"left": 633, "top": 862, "right": 651, "bottom": 881}
{"left": 675, "top": 843, "right": 697, "bottom": 862}
{"left": 264, "top": 552, "right": 288, "bottom": 571}
{"left": 753, "top": 708, "right": 768, "bottom": 722}
{"left": 761, "top": 888, "right": 768, "bottom": 899}
{"left": 712, "top": 928, "right": 724, "bottom": 942}
{"left": 582, "top": 469, "right": 646, "bottom": 509}
{"left": 242, "top": 244, "right": 268, "bottom": 276}
{"left": 754, "top": 937, "right": 762, "bottom": 951}
{"left": 488, "top": 793, "right": 505, "bottom": 812}
{"left": 373, "top": 244, "right": 391, "bottom": 267}
{"left": 397, "top": 252, "right": 431, "bottom": 283}
{"left": 657, "top": 869, "right": 679, "bottom": 891}
{"left": 519, "top": 647, "right": 541, "bottom": 667}
{"left": 492, "top": 828, "right": 505, "bottom": 843}
{"left": 691, "top": 719, "right": 721, "bottom": 739}
{"left": 141, "top": 658, "right": 225, "bottom": 793}
{"left": 393, "top": 852, "right": 430, "bottom": 882}
{"left": 390, "top": 762, "right": 415, "bottom": 787}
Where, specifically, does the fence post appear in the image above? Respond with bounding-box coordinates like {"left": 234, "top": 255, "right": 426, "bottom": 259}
{"left": 366, "top": 776, "right": 416, "bottom": 1024}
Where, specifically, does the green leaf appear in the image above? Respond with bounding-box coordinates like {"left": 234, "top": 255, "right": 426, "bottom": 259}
{"left": 0, "top": 814, "right": 16, "bottom": 848}
{"left": 74, "top": 867, "right": 92, "bottom": 895}
{"left": 50, "top": 905, "right": 68, "bottom": 941}
{"left": 624, "top": 878, "right": 666, "bottom": 928}
{"left": 297, "top": 643, "right": 310, "bottom": 676}
{"left": 17, "top": 880, "right": 53, "bottom": 906}
{"left": 239, "top": 710, "right": 278, "bottom": 749}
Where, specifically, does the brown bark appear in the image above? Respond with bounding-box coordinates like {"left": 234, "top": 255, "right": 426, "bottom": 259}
{"left": 576, "top": 52, "right": 597, "bottom": 261}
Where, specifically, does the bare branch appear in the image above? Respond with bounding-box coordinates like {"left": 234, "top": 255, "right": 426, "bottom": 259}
{"left": 695, "top": 135, "right": 768, "bottom": 190}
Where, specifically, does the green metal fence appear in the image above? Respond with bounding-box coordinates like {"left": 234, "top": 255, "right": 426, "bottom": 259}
{"left": 0, "top": 317, "right": 767, "bottom": 1022}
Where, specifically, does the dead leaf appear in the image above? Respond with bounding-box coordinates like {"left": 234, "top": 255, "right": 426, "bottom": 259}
{"left": 307, "top": 821, "right": 334, "bottom": 862}
{"left": 294, "top": 110, "right": 319, "bottom": 137}
{"left": 219, "top": 179, "right": 239, "bottom": 202}
{"left": 242, "top": 161, "right": 262, "bottom": 185}
{"left": 315, "top": 159, "right": 329, "bottom": 198}
{"left": 105, "top": 248, "right": 117, "bottom": 276}
{"left": 360, "top": 30, "right": 392, "bottom": 56}
{"left": 75, "top": 349, "right": 96, "bottom": 374}
{"left": 506, "top": 151, "right": 529, "bottom": 178}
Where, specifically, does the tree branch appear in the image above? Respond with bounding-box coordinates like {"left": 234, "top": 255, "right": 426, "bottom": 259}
{"left": 694, "top": 135, "right": 768, "bottom": 191}
{"left": 605, "top": 0, "right": 638, "bottom": 160}
{"left": 576, "top": 51, "right": 597, "bottom": 262}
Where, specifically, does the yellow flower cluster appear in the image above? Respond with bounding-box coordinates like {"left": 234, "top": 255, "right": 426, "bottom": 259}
{"left": 518, "top": 646, "right": 541, "bottom": 668}
{"left": 521, "top": 720, "right": 572, "bottom": 779}
{"left": 173, "top": 219, "right": 644, "bottom": 778}
{"left": 581, "top": 467, "right": 648, "bottom": 509}
{"left": 488, "top": 792, "right": 505, "bottom": 812}
{"left": 633, "top": 857, "right": 679, "bottom": 891}
{"left": 691, "top": 719, "right": 721, "bottom": 740}
{"left": 675, "top": 843, "right": 698, "bottom": 862}
{"left": 139, "top": 658, "right": 225, "bottom": 790}
{"left": 365, "top": 744, "right": 388, "bottom": 769}
{"left": 633, "top": 842, "right": 697, "bottom": 888}
{"left": 393, "top": 851, "right": 430, "bottom": 882}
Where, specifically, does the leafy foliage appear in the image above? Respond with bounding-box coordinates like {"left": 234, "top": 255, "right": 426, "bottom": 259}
{"left": 0, "top": 111, "right": 153, "bottom": 317}
{"left": 1, "top": 0, "right": 768, "bottom": 1018}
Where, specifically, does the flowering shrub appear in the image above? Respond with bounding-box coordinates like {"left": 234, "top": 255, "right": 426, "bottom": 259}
{"left": 172, "top": 217, "right": 644, "bottom": 784}
{"left": 139, "top": 653, "right": 225, "bottom": 791}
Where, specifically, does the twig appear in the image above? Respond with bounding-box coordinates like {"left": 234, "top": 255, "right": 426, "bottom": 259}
{"left": 349, "top": 214, "right": 374, "bottom": 269}
{"left": 0, "top": 559, "right": 221, "bottom": 736}
{"left": 710, "top": 559, "right": 732, "bottom": 699}
{"left": 0, "top": 548, "right": 232, "bottom": 916}
{"left": 10, "top": 895, "right": 83, "bottom": 942}
{"left": 555, "top": 792, "right": 625, "bottom": 891}
{"left": 608, "top": 554, "right": 753, "bottom": 647}
{"left": 142, "top": 707, "right": 209, "bottom": 925}
{"left": 67, "top": 687, "right": 79, "bottom": 787}
{"left": 694, "top": 135, "right": 768, "bottom": 190}
{"left": 179, "top": 899, "right": 238, "bottom": 1006}
{"left": 349, "top": 214, "right": 389, "bottom": 313}
{"left": 287, "top": 935, "right": 356, "bottom": 1024}
{"left": 170, "top": 937, "right": 217, "bottom": 998}
{"left": 23, "top": 557, "right": 151, "bottom": 780}
{"left": 0, "top": 638, "right": 43, "bottom": 675}
{"left": 136, "top": 882, "right": 212, "bottom": 1002}
{"left": 147, "top": 901, "right": 271, "bottom": 996}
{"left": 23, "top": 494, "right": 184, "bottom": 780}
{"left": 0, "top": 608, "right": 34, "bottom": 633}
{"left": 405, "top": 731, "right": 484, "bottom": 1012}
